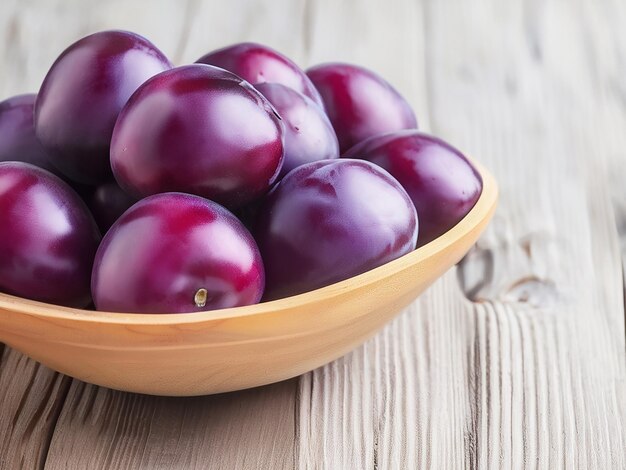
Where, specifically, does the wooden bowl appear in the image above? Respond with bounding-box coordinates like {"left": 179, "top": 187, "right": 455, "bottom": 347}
{"left": 0, "top": 161, "right": 497, "bottom": 396}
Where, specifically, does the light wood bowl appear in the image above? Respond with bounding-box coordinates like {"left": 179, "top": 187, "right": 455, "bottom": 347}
{"left": 0, "top": 161, "right": 497, "bottom": 396}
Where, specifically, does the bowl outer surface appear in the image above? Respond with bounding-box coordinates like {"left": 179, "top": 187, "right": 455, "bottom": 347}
{"left": 0, "top": 160, "right": 498, "bottom": 395}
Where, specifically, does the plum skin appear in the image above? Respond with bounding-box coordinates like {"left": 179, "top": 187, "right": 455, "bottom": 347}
{"left": 0, "top": 162, "right": 101, "bottom": 307}
{"left": 254, "top": 159, "right": 418, "bottom": 300}
{"left": 255, "top": 82, "right": 339, "bottom": 178}
{"left": 91, "top": 192, "right": 265, "bottom": 313}
{"left": 87, "top": 181, "right": 137, "bottom": 233}
{"left": 306, "top": 62, "right": 418, "bottom": 153}
{"left": 196, "top": 42, "right": 324, "bottom": 109}
{"left": 35, "top": 30, "right": 172, "bottom": 184}
{"left": 110, "top": 64, "right": 284, "bottom": 209}
{"left": 343, "top": 130, "right": 483, "bottom": 246}
{"left": 0, "top": 94, "right": 59, "bottom": 174}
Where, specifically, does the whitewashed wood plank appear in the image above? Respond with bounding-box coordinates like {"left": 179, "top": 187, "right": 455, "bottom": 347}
{"left": 0, "top": 0, "right": 190, "bottom": 94}
{"left": 428, "top": 0, "right": 626, "bottom": 468}
{"left": 0, "top": 347, "right": 71, "bottom": 470}
{"left": 45, "top": 380, "right": 296, "bottom": 470}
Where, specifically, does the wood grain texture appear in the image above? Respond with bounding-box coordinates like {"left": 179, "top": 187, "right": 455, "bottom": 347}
{"left": 429, "top": 0, "right": 626, "bottom": 467}
{"left": 0, "top": 347, "right": 71, "bottom": 470}
{"left": 0, "top": 0, "right": 625, "bottom": 469}
{"left": 45, "top": 380, "right": 296, "bottom": 470}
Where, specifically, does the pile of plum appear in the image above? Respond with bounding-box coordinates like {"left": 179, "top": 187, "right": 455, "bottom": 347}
{"left": 0, "top": 30, "right": 482, "bottom": 313}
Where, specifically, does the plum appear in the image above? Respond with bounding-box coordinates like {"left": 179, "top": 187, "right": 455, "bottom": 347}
{"left": 307, "top": 63, "right": 417, "bottom": 153}
{"left": 92, "top": 192, "right": 265, "bottom": 313}
{"left": 343, "top": 130, "right": 482, "bottom": 245}
{"left": 255, "top": 82, "right": 338, "bottom": 178}
{"left": 0, "top": 94, "right": 58, "bottom": 174}
{"left": 197, "top": 42, "right": 324, "bottom": 108}
{"left": 254, "top": 159, "right": 418, "bottom": 300}
{"left": 110, "top": 64, "right": 284, "bottom": 209}
{"left": 0, "top": 162, "right": 101, "bottom": 307}
{"left": 87, "top": 180, "right": 137, "bottom": 233}
{"left": 35, "top": 30, "right": 172, "bottom": 184}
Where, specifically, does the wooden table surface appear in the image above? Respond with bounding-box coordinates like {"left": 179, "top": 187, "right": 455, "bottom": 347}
{"left": 1, "top": 0, "right": 625, "bottom": 468}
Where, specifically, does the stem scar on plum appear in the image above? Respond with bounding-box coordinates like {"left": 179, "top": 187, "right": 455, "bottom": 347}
{"left": 194, "top": 288, "right": 208, "bottom": 308}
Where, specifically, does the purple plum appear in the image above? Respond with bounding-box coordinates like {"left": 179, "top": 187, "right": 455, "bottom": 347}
{"left": 0, "top": 94, "right": 57, "bottom": 173}
{"left": 87, "top": 180, "right": 137, "bottom": 233}
{"left": 92, "top": 192, "right": 265, "bottom": 313}
{"left": 307, "top": 63, "right": 417, "bottom": 153}
{"left": 35, "top": 30, "right": 172, "bottom": 184}
{"left": 254, "top": 159, "right": 418, "bottom": 300}
{"left": 343, "top": 130, "right": 482, "bottom": 245}
{"left": 255, "top": 83, "right": 339, "bottom": 178}
{"left": 196, "top": 42, "right": 324, "bottom": 108}
{"left": 0, "top": 162, "right": 101, "bottom": 307}
{"left": 110, "top": 64, "right": 284, "bottom": 209}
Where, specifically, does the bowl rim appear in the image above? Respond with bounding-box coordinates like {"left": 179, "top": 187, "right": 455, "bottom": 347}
{"left": 0, "top": 159, "right": 498, "bottom": 325}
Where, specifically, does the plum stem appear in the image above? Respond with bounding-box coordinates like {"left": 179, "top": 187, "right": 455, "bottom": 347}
{"left": 194, "top": 288, "right": 208, "bottom": 308}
